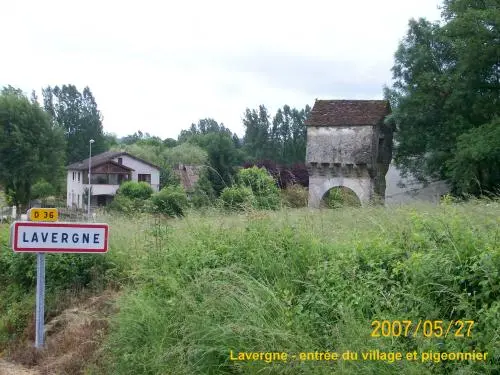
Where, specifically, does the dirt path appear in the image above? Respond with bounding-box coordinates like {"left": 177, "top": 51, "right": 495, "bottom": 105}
{"left": 0, "top": 359, "right": 39, "bottom": 375}
{"left": 1, "top": 290, "right": 119, "bottom": 375}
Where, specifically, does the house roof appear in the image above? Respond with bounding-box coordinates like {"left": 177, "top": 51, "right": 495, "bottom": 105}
{"left": 305, "top": 100, "right": 391, "bottom": 127}
{"left": 66, "top": 151, "right": 161, "bottom": 171}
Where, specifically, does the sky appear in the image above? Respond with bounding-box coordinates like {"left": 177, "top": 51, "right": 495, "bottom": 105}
{"left": 0, "top": 0, "right": 442, "bottom": 140}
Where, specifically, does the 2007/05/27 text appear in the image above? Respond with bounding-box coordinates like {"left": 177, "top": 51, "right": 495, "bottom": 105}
{"left": 371, "top": 320, "right": 474, "bottom": 338}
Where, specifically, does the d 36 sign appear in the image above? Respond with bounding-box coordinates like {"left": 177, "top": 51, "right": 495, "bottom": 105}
{"left": 28, "top": 208, "right": 58, "bottom": 222}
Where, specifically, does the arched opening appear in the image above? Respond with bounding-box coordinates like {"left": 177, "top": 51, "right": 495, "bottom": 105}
{"left": 321, "top": 186, "right": 361, "bottom": 209}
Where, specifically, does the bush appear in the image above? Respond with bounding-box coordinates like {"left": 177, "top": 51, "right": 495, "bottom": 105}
{"left": 323, "top": 187, "right": 361, "bottom": 208}
{"left": 190, "top": 168, "right": 216, "bottom": 208}
{"left": 118, "top": 181, "right": 154, "bottom": 200}
{"left": 282, "top": 184, "right": 308, "bottom": 207}
{"left": 149, "top": 185, "right": 188, "bottom": 217}
{"left": 30, "top": 179, "right": 55, "bottom": 200}
{"left": 107, "top": 194, "right": 144, "bottom": 214}
{"left": 238, "top": 166, "right": 280, "bottom": 210}
{"left": 219, "top": 186, "right": 254, "bottom": 211}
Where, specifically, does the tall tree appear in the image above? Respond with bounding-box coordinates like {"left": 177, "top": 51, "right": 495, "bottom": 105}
{"left": 0, "top": 86, "right": 66, "bottom": 207}
{"left": 243, "top": 105, "right": 271, "bottom": 161}
{"left": 243, "top": 104, "right": 310, "bottom": 164}
{"left": 178, "top": 118, "right": 245, "bottom": 194}
{"left": 386, "top": 0, "right": 500, "bottom": 194}
{"left": 42, "top": 85, "right": 106, "bottom": 163}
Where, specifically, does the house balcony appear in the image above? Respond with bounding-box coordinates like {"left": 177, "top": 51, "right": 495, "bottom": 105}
{"left": 90, "top": 184, "right": 120, "bottom": 196}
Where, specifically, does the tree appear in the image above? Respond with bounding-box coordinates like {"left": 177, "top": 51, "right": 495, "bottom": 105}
{"left": 43, "top": 85, "right": 106, "bottom": 164}
{"left": 178, "top": 119, "right": 245, "bottom": 195}
{"left": 0, "top": 86, "right": 66, "bottom": 207}
{"left": 447, "top": 118, "right": 500, "bottom": 195}
{"left": 386, "top": 0, "right": 500, "bottom": 193}
{"left": 243, "top": 104, "right": 310, "bottom": 164}
{"left": 243, "top": 105, "right": 272, "bottom": 161}
{"left": 31, "top": 179, "right": 56, "bottom": 200}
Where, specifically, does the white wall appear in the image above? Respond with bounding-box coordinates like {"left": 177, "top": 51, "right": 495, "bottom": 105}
{"left": 66, "top": 169, "right": 85, "bottom": 208}
{"left": 385, "top": 164, "right": 450, "bottom": 204}
{"left": 112, "top": 155, "right": 160, "bottom": 192}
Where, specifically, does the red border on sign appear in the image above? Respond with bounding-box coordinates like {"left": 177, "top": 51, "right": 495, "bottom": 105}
{"left": 13, "top": 222, "right": 109, "bottom": 253}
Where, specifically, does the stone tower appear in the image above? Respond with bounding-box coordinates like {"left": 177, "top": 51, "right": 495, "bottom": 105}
{"left": 305, "top": 100, "right": 394, "bottom": 207}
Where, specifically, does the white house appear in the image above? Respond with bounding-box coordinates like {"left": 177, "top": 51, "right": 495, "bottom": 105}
{"left": 66, "top": 151, "right": 161, "bottom": 209}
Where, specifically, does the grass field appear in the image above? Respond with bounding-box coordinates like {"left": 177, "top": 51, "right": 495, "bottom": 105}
{"left": 1, "top": 200, "right": 499, "bottom": 374}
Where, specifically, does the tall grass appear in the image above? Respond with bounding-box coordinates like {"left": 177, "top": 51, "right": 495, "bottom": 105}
{"left": 94, "top": 200, "right": 499, "bottom": 374}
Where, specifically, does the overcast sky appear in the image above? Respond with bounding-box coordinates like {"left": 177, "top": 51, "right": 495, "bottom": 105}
{"left": 1, "top": 0, "right": 442, "bottom": 140}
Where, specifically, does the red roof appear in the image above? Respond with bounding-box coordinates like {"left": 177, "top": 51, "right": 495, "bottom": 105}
{"left": 305, "top": 100, "right": 391, "bottom": 126}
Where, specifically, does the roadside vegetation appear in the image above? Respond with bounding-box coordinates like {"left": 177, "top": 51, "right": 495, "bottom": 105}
{"left": 2, "top": 198, "right": 498, "bottom": 374}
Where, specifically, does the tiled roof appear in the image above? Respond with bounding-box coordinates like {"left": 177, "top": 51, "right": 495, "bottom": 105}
{"left": 66, "top": 151, "right": 160, "bottom": 170}
{"left": 305, "top": 100, "right": 391, "bottom": 126}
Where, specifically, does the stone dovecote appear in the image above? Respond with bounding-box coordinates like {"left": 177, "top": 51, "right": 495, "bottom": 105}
{"left": 305, "top": 100, "right": 394, "bottom": 207}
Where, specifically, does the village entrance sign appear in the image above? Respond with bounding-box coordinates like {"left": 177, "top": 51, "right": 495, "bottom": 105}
{"left": 9, "top": 209, "right": 109, "bottom": 349}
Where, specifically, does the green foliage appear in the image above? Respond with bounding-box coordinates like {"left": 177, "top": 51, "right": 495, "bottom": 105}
{"left": 180, "top": 119, "right": 245, "bottom": 196}
{"left": 238, "top": 166, "right": 280, "bottom": 210}
{"left": 107, "top": 194, "right": 142, "bottom": 215}
{"left": 101, "top": 200, "right": 500, "bottom": 374}
{"left": 107, "top": 182, "right": 153, "bottom": 214}
{"left": 0, "top": 86, "right": 66, "bottom": 206}
{"left": 387, "top": 0, "right": 500, "bottom": 193}
{"left": 30, "top": 179, "right": 55, "bottom": 200}
{"left": 117, "top": 181, "right": 153, "bottom": 201}
{"left": 281, "top": 184, "right": 309, "bottom": 208}
{"left": 42, "top": 85, "right": 106, "bottom": 164}
{"left": 149, "top": 185, "right": 188, "bottom": 217}
{"left": 190, "top": 168, "right": 216, "bottom": 208}
{"left": 447, "top": 118, "right": 500, "bottom": 195}
{"left": 243, "top": 104, "right": 310, "bottom": 164}
{"left": 219, "top": 186, "right": 255, "bottom": 211}
{"left": 323, "top": 187, "right": 361, "bottom": 209}
{"left": 163, "top": 142, "right": 208, "bottom": 167}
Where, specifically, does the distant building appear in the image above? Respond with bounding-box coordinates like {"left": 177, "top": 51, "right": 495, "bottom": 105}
{"left": 304, "top": 99, "right": 449, "bottom": 207}
{"left": 305, "top": 99, "right": 394, "bottom": 207}
{"left": 66, "top": 151, "right": 160, "bottom": 208}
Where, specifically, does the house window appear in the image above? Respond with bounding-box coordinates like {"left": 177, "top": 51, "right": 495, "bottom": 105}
{"left": 118, "top": 157, "right": 123, "bottom": 165}
{"left": 138, "top": 174, "right": 151, "bottom": 184}
{"left": 72, "top": 172, "right": 75, "bottom": 181}
{"left": 78, "top": 172, "right": 80, "bottom": 182}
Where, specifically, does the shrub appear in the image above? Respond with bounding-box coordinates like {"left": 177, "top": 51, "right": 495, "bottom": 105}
{"left": 219, "top": 186, "right": 254, "bottom": 211}
{"left": 190, "top": 168, "right": 216, "bottom": 208}
{"left": 238, "top": 166, "right": 280, "bottom": 210}
{"left": 282, "top": 184, "right": 308, "bottom": 207}
{"left": 323, "top": 187, "right": 361, "bottom": 208}
{"left": 107, "top": 194, "right": 141, "bottom": 214}
{"left": 30, "top": 179, "right": 55, "bottom": 200}
{"left": 117, "top": 181, "right": 154, "bottom": 200}
{"left": 149, "top": 185, "right": 188, "bottom": 217}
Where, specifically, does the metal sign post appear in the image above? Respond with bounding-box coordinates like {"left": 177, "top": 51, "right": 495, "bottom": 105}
{"left": 35, "top": 252, "right": 45, "bottom": 348}
{"left": 27, "top": 208, "right": 58, "bottom": 349}
{"left": 10, "top": 210, "right": 109, "bottom": 349}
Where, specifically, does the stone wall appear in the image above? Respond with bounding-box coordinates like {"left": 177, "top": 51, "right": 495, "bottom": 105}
{"left": 306, "top": 126, "right": 375, "bottom": 166}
